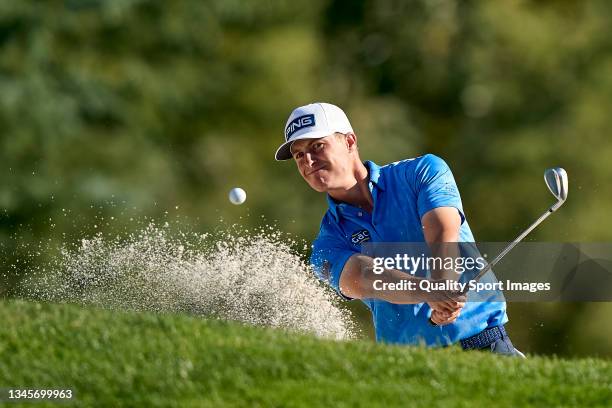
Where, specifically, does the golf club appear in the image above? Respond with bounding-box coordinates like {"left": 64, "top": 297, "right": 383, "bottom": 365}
{"left": 470, "top": 167, "right": 569, "bottom": 283}
{"left": 430, "top": 168, "right": 568, "bottom": 326}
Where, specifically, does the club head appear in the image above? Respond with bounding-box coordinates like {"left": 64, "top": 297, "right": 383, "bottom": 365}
{"left": 544, "top": 167, "right": 568, "bottom": 210}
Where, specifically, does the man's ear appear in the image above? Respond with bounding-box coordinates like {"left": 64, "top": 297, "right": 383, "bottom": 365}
{"left": 345, "top": 132, "right": 357, "bottom": 152}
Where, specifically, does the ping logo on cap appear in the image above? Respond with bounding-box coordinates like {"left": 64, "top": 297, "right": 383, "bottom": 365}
{"left": 285, "top": 114, "right": 315, "bottom": 140}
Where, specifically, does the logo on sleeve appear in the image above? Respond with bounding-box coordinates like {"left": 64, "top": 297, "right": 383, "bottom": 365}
{"left": 285, "top": 114, "right": 315, "bottom": 140}
{"left": 442, "top": 182, "right": 458, "bottom": 194}
{"left": 351, "top": 229, "right": 371, "bottom": 245}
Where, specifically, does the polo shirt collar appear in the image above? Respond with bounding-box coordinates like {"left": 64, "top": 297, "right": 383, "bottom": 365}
{"left": 326, "top": 160, "right": 384, "bottom": 221}
{"left": 326, "top": 194, "right": 341, "bottom": 221}
{"left": 365, "top": 160, "right": 385, "bottom": 191}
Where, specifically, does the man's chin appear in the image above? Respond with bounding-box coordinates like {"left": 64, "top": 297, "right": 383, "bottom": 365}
{"left": 310, "top": 184, "right": 328, "bottom": 193}
{"left": 308, "top": 180, "right": 331, "bottom": 193}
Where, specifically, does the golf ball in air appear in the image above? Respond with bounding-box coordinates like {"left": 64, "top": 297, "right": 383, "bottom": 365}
{"left": 228, "top": 187, "right": 246, "bottom": 205}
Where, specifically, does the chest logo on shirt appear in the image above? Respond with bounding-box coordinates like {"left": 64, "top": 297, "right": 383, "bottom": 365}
{"left": 351, "top": 229, "right": 371, "bottom": 245}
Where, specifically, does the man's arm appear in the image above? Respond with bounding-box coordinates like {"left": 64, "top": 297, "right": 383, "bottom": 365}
{"left": 422, "top": 206, "right": 462, "bottom": 280}
{"left": 338, "top": 254, "right": 465, "bottom": 307}
{"left": 421, "top": 206, "right": 464, "bottom": 324}
{"left": 421, "top": 207, "right": 461, "bottom": 242}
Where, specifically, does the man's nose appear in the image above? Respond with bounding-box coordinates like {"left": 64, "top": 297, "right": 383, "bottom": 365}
{"left": 305, "top": 152, "right": 315, "bottom": 166}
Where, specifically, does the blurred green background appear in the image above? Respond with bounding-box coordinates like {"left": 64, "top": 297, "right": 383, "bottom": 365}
{"left": 1, "top": 0, "right": 611, "bottom": 357}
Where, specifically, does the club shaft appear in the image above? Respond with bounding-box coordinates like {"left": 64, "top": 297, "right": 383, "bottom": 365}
{"left": 472, "top": 207, "right": 554, "bottom": 282}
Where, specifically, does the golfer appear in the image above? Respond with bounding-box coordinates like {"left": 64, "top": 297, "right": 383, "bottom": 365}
{"left": 276, "top": 102, "right": 524, "bottom": 357}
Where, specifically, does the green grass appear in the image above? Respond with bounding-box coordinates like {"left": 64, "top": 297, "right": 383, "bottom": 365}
{"left": 0, "top": 300, "right": 610, "bottom": 407}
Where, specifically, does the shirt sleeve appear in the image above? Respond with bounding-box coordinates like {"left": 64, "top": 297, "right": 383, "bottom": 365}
{"left": 310, "top": 228, "right": 357, "bottom": 300}
{"left": 412, "top": 154, "right": 466, "bottom": 223}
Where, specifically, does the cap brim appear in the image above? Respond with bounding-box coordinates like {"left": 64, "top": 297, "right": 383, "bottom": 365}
{"left": 274, "top": 130, "right": 335, "bottom": 161}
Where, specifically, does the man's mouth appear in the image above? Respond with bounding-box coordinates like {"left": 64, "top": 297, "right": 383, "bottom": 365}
{"left": 306, "top": 166, "right": 326, "bottom": 176}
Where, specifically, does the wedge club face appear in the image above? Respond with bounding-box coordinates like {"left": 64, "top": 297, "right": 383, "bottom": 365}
{"left": 544, "top": 167, "right": 568, "bottom": 211}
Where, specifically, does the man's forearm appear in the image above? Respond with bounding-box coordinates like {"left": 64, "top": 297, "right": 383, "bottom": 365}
{"left": 340, "top": 255, "right": 428, "bottom": 304}
{"left": 422, "top": 208, "right": 462, "bottom": 281}
{"left": 428, "top": 241, "right": 462, "bottom": 281}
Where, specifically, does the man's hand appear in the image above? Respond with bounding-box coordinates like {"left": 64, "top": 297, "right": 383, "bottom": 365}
{"left": 426, "top": 280, "right": 466, "bottom": 325}
{"left": 430, "top": 308, "right": 462, "bottom": 325}
{"left": 427, "top": 300, "right": 465, "bottom": 314}
{"left": 425, "top": 280, "right": 466, "bottom": 310}
{"left": 427, "top": 300, "right": 465, "bottom": 325}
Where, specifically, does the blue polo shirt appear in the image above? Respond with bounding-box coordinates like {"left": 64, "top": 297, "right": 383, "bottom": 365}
{"left": 310, "top": 154, "right": 508, "bottom": 346}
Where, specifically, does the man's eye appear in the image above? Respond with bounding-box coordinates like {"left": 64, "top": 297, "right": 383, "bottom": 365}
{"left": 313, "top": 143, "right": 323, "bottom": 151}
{"left": 294, "top": 152, "right": 304, "bottom": 159}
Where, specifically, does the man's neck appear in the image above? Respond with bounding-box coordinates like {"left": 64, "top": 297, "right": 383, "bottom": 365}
{"left": 328, "top": 162, "right": 374, "bottom": 213}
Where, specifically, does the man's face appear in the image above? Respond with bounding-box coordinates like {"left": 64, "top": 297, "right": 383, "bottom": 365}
{"left": 290, "top": 134, "right": 354, "bottom": 192}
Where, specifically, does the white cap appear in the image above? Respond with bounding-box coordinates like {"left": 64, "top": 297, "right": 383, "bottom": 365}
{"left": 275, "top": 102, "right": 353, "bottom": 161}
